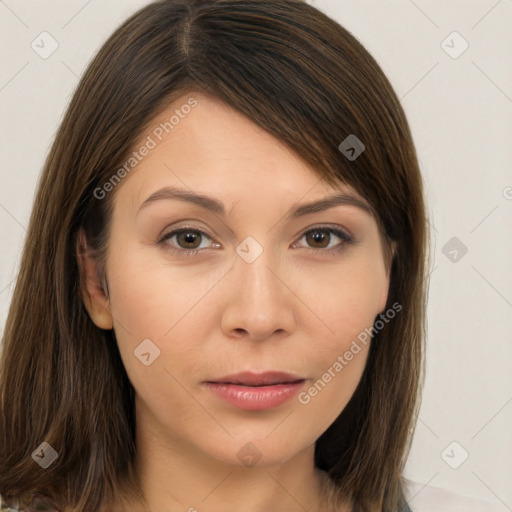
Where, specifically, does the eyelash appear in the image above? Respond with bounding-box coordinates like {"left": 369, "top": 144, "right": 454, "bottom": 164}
{"left": 157, "top": 225, "right": 354, "bottom": 257}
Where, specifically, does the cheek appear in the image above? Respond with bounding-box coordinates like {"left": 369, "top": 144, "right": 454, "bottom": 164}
{"left": 298, "top": 252, "right": 387, "bottom": 339}
{"left": 295, "top": 251, "right": 385, "bottom": 399}
{"left": 296, "top": 267, "right": 378, "bottom": 419}
{"left": 106, "top": 242, "right": 212, "bottom": 334}
{"left": 296, "top": 343, "right": 369, "bottom": 433}
{"left": 107, "top": 260, "right": 171, "bottom": 338}
{"left": 105, "top": 245, "right": 221, "bottom": 381}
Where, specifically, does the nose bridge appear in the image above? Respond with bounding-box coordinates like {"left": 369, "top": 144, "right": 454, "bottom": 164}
{"left": 221, "top": 237, "right": 296, "bottom": 339}
{"left": 240, "top": 247, "right": 277, "bottom": 300}
{"left": 236, "top": 239, "right": 283, "bottom": 309}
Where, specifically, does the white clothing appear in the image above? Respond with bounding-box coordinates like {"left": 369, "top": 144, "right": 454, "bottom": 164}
{"left": 404, "top": 478, "right": 507, "bottom": 512}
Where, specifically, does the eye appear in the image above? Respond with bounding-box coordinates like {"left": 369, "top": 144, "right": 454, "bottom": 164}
{"left": 293, "top": 226, "right": 354, "bottom": 253}
{"left": 158, "top": 227, "right": 219, "bottom": 256}
{"left": 158, "top": 224, "right": 354, "bottom": 257}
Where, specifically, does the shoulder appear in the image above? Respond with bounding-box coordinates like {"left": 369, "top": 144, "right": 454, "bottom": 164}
{"left": 1, "top": 494, "right": 65, "bottom": 511}
{"left": 0, "top": 495, "right": 18, "bottom": 511}
{"left": 403, "top": 477, "right": 505, "bottom": 512}
{"left": 0, "top": 495, "right": 17, "bottom": 511}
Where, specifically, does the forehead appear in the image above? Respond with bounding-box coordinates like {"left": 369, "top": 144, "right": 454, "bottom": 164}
{"left": 115, "top": 92, "right": 370, "bottom": 215}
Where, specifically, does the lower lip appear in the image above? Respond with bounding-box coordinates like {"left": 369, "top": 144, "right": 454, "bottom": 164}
{"left": 204, "top": 381, "right": 305, "bottom": 410}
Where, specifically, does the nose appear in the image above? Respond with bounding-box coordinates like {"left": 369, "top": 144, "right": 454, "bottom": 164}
{"left": 220, "top": 246, "right": 297, "bottom": 342}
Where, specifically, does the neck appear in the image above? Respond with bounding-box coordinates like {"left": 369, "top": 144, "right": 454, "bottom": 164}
{"left": 101, "top": 396, "right": 352, "bottom": 512}
{"left": 105, "top": 418, "right": 349, "bottom": 512}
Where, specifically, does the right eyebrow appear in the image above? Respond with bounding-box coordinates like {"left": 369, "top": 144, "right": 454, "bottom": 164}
{"left": 137, "top": 187, "right": 225, "bottom": 216}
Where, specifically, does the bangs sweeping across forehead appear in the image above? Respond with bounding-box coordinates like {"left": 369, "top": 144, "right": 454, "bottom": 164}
{"left": 0, "top": 2, "right": 428, "bottom": 511}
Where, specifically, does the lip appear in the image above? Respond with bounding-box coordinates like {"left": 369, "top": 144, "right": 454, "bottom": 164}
{"left": 206, "top": 371, "right": 304, "bottom": 386}
{"left": 204, "top": 371, "right": 306, "bottom": 411}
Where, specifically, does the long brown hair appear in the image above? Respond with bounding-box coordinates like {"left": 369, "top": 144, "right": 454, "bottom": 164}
{"left": 0, "top": 1, "right": 429, "bottom": 510}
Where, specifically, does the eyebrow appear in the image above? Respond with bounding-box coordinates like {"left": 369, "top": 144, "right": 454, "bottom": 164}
{"left": 137, "top": 186, "right": 373, "bottom": 219}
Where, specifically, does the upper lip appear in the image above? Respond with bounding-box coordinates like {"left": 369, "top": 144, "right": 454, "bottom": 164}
{"left": 206, "top": 371, "right": 305, "bottom": 386}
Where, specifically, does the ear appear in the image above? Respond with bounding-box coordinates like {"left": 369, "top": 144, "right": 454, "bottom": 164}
{"left": 377, "top": 241, "right": 396, "bottom": 313}
{"left": 77, "top": 229, "right": 113, "bottom": 330}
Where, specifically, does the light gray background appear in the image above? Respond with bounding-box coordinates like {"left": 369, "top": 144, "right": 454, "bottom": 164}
{"left": 0, "top": 0, "right": 511, "bottom": 508}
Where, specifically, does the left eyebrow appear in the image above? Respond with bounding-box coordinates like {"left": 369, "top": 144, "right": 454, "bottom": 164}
{"left": 137, "top": 186, "right": 373, "bottom": 218}
{"left": 287, "top": 194, "right": 373, "bottom": 219}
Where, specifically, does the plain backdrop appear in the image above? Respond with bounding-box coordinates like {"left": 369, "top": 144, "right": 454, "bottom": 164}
{"left": 0, "top": 0, "right": 511, "bottom": 508}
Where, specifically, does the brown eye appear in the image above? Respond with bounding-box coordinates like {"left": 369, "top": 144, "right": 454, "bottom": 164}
{"left": 298, "top": 227, "right": 353, "bottom": 252}
{"left": 158, "top": 227, "right": 219, "bottom": 257}
{"left": 305, "top": 229, "right": 331, "bottom": 249}
{"left": 175, "top": 230, "right": 202, "bottom": 249}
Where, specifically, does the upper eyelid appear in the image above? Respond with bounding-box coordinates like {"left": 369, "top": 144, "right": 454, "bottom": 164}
{"left": 160, "top": 225, "right": 352, "bottom": 247}
{"left": 159, "top": 225, "right": 215, "bottom": 243}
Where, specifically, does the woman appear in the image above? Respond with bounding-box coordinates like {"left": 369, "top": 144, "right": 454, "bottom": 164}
{"left": 0, "top": 1, "right": 494, "bottom": 511}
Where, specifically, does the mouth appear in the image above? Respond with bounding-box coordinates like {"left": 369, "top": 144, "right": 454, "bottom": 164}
{"left": 205, "top": 370, "right": 305, "bottom": 387}
{"left": 203, "top": 371, "right": 306, "bottom": 411}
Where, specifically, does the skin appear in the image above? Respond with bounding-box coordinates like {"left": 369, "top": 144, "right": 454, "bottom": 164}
{"left": 80, "top": 92, "right": 392, "bottom": 512}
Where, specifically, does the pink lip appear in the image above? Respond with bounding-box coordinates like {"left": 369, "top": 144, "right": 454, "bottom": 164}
{"left": 207, "top": 371, "right": 304, "bottom": 386}
{"left": 204, "top": 371, "right": 306, "bottom": 411}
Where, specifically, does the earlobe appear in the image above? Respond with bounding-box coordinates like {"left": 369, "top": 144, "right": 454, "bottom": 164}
{"left": 77, "top": 229, "right": 113, "bottom": 330}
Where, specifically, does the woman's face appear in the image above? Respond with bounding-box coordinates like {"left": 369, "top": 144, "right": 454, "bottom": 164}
{"left": 86, "top": 92, "right": 391, "bottom": 468}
